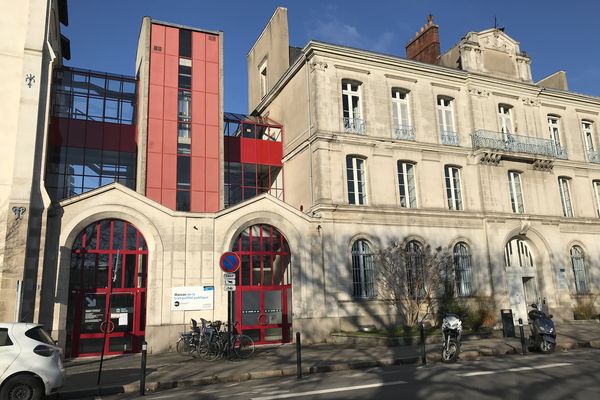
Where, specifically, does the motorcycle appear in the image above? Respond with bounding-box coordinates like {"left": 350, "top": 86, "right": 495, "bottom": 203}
{"left": 527, "top": 303, "right": 556, "bottom": 353}
{"left": 441, "top": 313, "right": 462, "bottom": 363}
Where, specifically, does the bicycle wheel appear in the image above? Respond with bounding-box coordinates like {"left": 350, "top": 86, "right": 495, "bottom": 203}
{"left": 232, "top": 334, "right": 255, "bottom": 359}
{"left": 199, "top": 337, "right": 222, "bottom": 362}
{"left": 176, "top": 337, "right": 191, "bottom": 356}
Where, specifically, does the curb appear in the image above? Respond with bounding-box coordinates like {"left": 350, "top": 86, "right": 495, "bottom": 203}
{"left": 58, "top": 341, "right": 599, "bottom": 398}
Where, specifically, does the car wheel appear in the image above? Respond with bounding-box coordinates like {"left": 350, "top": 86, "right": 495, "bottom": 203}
{"left": 0, "top": 375, "right": 44, "bottom": 400}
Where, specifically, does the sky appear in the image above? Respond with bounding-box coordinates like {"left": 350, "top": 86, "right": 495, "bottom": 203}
{"left": 63, "top": 0, "right": 600, "bottom": 114}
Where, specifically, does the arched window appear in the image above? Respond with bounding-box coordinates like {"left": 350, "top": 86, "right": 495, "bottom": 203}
{"left": 453, "top": 243, "right": 473, "bottom": 297}
{"left": 351, "top": 240, "right": 375, "bottom": 299}
{"left": 570, "top": 246, "right": 588, "bottom": 294}
{"left": 504, "top": 238, "right": 534, "bottom": 268}
{"left": 405, "top": 240, "right": 424, "bottom": 298}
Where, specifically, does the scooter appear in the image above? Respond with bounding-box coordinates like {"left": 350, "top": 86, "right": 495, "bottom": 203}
{"left": 527, "top": 303, "right": 556, "bottom": 353}
{"left": 441, "top": 313, "right": 462, "bottom": 363}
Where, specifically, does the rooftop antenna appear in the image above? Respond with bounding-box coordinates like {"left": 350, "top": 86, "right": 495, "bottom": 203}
{"left": 494, "top": 15, "right": 505, "bottom": 32}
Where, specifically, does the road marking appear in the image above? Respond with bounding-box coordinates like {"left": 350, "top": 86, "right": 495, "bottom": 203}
{"left": 457, "top": 362, "right": 573, "bottom": 377}
{"left": 250, "top": 380, "right": 407, "bottom": 400}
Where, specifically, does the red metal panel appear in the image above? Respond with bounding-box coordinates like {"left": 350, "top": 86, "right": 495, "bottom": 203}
{"left": 162, "top": 189, "right": 176, "bottom": 209}
{"left": 206, "top": 34, "right": 219, "bottom": 63}
{"left": 146, "top": 187, "right": 161, "bottom": 203}
{"left": 224, "top": 136, "right": 241, "bottom": 162}
{"left": 120, "top": 125, "right": 137, "bottom": 153}
{"left": 50, "top": 117, "right": 68, "bottom": 146}
{"left": 191, "top": 156, "right": 205, "bottom": 191}
{"left": 148, "top": 85, "right": 164, "bottom": 119}
{"left": 103, "top": 123, "right": 120, "bottom": 151}
{"left": 146, "top": 152, "right": 162, "bottom": 189}
{"left": 149, "top": 52, "right": 164, "bottom": 86}
{"left": 67, "top": 119, "right": 85, "bottom": 148}
{"left": 151, "top": 24, "right": 165, "bottom": 53}
{"left": 191, "top": 61, "right": 205, "bottom": 93}
{"left": 162, "top": 120, "right": 177, "bottom": 155}
{"left": 257, "top": 140, "right": 269, "bottom": 164}
{"left": 192, "top": 31, "right": 206, "bottom": 61}
{"left": 205, "top": 191, "right": 219, "bottom": 212}
{"left": 85, "top": 121, "right": 103, "bottom": 150}
{"left": 240, "top": 138, "right": 256, "bottom": 164}
{"left": 164, "top": 55, "right": 179, "bottom": 88}
{"left": 163, "top": 86, "right": 178, "bottom": 122}
{"left": 205, "top": 125, "right": 219, "bottom": 159}
{"left": 206, "top": 93, "right": 219, "bottom": 126}
{"left": 206, "top": 62, "right": 219, "bottom": 94}
{"left": 205, "top": 157, "right": 219, "bottom": 192}
{"left": 147, "top": 118, "right": 163, "bottom": 153}
{"left": 164, "top": 26, "right": 179, "bottom": 56}
{"left": 191, "top": 124, "right": 205, "bottom": 157}
{"left": 190, "top": 191, "right": 205, "bottom": 212}
{"left": 162, "top": 153, "right": 177, "bottom": 190}
{"left": 270, "top": 141, "right": 283, "bottom": 165}
{"left": 191, "top": 91, "right": 205, "bottom": 124}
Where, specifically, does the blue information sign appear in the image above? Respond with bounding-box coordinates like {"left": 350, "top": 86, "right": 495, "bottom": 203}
{"left": 219, "top": 252, "right": 240, "bottom": 273}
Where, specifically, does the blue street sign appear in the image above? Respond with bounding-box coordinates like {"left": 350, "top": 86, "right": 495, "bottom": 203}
{"left": 220, "top": 252, "right": 240, "bottom": 273}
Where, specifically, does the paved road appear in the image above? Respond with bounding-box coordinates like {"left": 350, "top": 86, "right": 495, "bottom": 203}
{"left": 103, "top": 349, "right": 600, "bottom": 400}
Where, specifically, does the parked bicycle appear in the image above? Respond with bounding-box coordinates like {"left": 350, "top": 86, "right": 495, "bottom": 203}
{"left": 193, "top": 319, "right": 255, "bottom": 361}
{"left": 175, "top": 318, "right": 202, "bottom": 356}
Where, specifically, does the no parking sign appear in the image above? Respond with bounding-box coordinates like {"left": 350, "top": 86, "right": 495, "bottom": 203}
{"left": 220, "top": 252, "right": 240, "bottom": 273}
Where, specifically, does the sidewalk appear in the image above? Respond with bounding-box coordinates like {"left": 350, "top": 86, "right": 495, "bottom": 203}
{"left": 58, "top": 321, "right": 600, "bottom": 399}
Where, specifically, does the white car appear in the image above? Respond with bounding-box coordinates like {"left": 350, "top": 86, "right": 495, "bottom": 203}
{"left": 0, "top": 323, "right": 65, "bottom": 400}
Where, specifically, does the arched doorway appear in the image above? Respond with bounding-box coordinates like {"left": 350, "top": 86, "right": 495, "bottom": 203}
{"left": 504, "top": 237, "right": 539, "bottom": 321}
{"left": 232, "top": 224, "right": 291, "bottom": 344}
{"left": 66, "top": 219, "right": 148, "bottom": 357}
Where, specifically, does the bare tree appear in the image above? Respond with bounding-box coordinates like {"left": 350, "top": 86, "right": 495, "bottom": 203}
{"left": 376, "top": 240, "right": 452, "bottom": 327}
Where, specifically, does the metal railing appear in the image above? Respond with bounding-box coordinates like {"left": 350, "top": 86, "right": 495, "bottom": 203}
{"left": 343, "top": 117, "right": 365, "bottom": 134}
{"left": 588, "top": 150, "right": 600, "bottom": 164}
{"left": 440, "top": 130, "right": 460, "bottom": 146}
{"left": 394, "top": 125, "right": 416, "bottom": 141}
{"left": 471, "top": 130, "right": 568, "bottom": 159}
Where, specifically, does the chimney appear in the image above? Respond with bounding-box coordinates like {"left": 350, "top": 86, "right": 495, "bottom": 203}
{"left": 405, "top": 14, "right": 441, "bottom": 64}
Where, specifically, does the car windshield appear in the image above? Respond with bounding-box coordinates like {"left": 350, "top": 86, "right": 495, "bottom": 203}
{"left": 25, "top": 326, "right": 55, "bottom": 345}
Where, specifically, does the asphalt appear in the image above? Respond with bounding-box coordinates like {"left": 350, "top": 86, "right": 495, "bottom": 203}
{"left": 57, "top": 321, "right": 600, "bottom": 399}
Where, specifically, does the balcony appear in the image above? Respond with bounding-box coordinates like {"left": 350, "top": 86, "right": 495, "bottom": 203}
{"left": 394, "top": 125, "right": 416, "bottom": 141}
{"left": 343, "top": 117, "right": 365, "bottom": 134}
{"left": 588, "top": 150, "right": 600, "bottom": 164}
{"left": 440, "top": 131, "right": 460, "bottom": 146}
{"left": 471, "top": 130, "right": 568, "bottom": 160}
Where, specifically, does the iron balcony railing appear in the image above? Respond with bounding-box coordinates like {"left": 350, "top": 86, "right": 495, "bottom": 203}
{"left": 343, "top": 117, "right": 365, "bottom": 134}
{"left": 440, "top": 130, "right": 460, "bottom": 146}
{"left": 588, "top": 150, "right": 600, "bottom": 164}
{"left": 471, "top": 130, "right": 568, "bottom": 159}
{"left": 394, "top": 124, "right": 416, "bottom": 141}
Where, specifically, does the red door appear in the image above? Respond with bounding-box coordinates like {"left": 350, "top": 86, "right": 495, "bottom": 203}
{"left": 68, "top": 219, "right": 148, "bottom": 357}
{"left": 233, "top": 224, "right": 292, "bottom": 344}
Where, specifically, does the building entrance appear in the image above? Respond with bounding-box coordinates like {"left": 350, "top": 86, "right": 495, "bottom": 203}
{"left": 67, "top": 219, "right": 148, "bottom": 357}
{"left": 232, "top": 224, "right": 292, "bottom": 344}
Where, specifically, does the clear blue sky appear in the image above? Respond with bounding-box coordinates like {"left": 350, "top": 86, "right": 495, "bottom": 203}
{"left": 63, "top": 0, "right": 600, "bottom": 114}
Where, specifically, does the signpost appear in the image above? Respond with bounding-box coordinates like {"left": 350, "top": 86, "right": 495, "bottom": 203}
{"left": 219, "top": 252, "right": 240, "bottom": 358}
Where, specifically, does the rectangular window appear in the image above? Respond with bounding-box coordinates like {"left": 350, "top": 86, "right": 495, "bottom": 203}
{"left": 342, "top": 80, "right": 363, "bottom": 134}
{"left": 176, "top": 190, "right": 190, "bottom": 212}
{"left": 179, "top": 29, "right": 192, "bottom": 58}
{"left": 178, "top": 90, "right": 191, "bottom": 122}
{"left": 508, "top": 171, "right": 524, "bottom": 213}
{"left": 176, "top": 156, "right": 190, "bottom": 190}
{"left": 392, "top": 89, "right": 413, "bottom": 139}
{"left": 594, "top": 181, "right": 600, "bottom": 218}
{"left": 437, "top": 97, "right": 455, "bottom": 134}
{"left": 178, "top": 64, "right": 192, "bottom": 89}
{"left": 559, "top": 177, "right": 573, "bottom": 217}
{"left": 259, "top": 59, "right": 268, "bottom": 98}
{"left": 548, "top": 116, "right": 562, "bottom": 147}
{"left": 444, "top": 166, "right": 463, "bottom": 210}
{"left": 347, "top": 156, "right": 366, "bottom": 205}
{"left": 397, "top": 161, "right": 417, "bottom": 208}
{"left": 583, "top": 121, "right": 594, "bottom": 151}
{"left": 498, "top": 104, "right": 514, "bottom": 135}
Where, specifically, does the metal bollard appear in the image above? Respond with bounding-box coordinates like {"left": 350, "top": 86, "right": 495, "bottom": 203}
{"left": 518, "top": 318, "right": 527, "bottom": 356}
{"left": 140, "top": 341, "right": 147, "bottom": 396}
{"left": 419, "top": 323, "right": 426, "bottom": 366}
{"left": 296, "top": 332, "right": 302, "bottom": 379}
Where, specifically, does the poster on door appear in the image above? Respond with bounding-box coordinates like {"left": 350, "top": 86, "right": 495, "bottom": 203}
{"left": 171, "top": 286, "right": 214, "bottom": 311}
